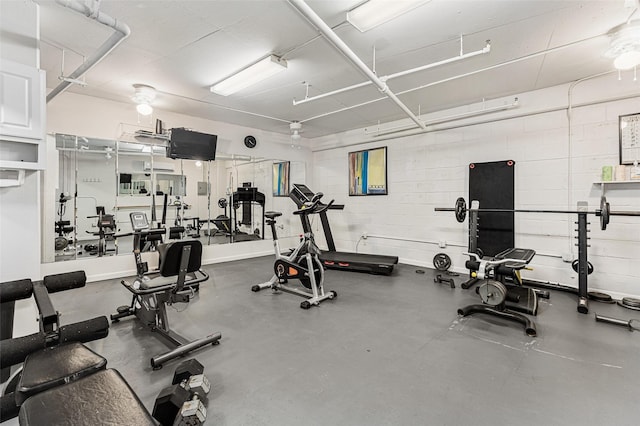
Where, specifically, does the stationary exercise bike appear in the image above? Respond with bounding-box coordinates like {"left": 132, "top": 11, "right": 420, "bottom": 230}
{"left": 251, "top": 193, "right": 337, "bottom": 309}
{"left": 111, "top": 212, "right": 219, "bottom": 369}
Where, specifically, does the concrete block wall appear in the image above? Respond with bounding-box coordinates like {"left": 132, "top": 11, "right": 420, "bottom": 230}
{"left": 310, "top": 76, "right": 640, "bottom": 298}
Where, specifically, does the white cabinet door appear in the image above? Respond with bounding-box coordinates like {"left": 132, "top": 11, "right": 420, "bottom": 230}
{"left": 0, "top": 59, "right": 44, "bottom": 140}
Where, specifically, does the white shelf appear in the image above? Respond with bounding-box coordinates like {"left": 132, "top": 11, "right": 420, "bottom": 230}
{"left": 594, "top": 181, "right": 640, "bottom": 185}
{"left": 594, "top": 180, "right": 640, "bottom": 196}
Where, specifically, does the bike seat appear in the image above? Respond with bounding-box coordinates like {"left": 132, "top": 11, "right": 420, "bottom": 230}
{"left": 265, "top": 211, "right": 283, "bottom": 219}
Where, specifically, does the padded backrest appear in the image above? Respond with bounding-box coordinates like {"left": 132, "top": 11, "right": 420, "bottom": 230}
{"left": 99, "top": 214, "right": 116, "bottom": 230}
{"left": 157, "top": 240, "right": 202, "bottom": 277}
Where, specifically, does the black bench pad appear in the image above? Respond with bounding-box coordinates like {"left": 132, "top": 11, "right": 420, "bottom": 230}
{"left": 19, "top": 369, "right": 156, "bottom": 425}
{"left": 16, "top": 342, "right": 106, "bottom": 404}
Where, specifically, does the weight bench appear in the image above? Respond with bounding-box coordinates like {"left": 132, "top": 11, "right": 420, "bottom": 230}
{"left": 0, "top": 273, "right": 112, "bottom": 422}
{"left": 111, "top": 239, "right": 221, "bottom": 369}
{"left": 19, "top": 368, "right": 155, "bottom": 425}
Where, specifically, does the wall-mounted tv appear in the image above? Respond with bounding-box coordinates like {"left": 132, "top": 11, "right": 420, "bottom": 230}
{"left": 167, "top": 128, "right": 217, "bottom": 161}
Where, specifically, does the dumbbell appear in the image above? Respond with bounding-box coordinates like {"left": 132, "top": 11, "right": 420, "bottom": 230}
{"left": 152, "top": 359, "right": 211, "bottom": 426}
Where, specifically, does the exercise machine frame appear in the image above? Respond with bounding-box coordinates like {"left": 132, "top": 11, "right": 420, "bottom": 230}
{"left": 251, "top": 197, "right": 337, "bottom": 309}
{"left": 290, "top": 184, "right": 398, "bottom": 275}
{"left": 111, "top": 212, "right": 221, "bottom": 369}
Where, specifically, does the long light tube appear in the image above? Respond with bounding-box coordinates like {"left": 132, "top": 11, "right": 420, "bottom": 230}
{"left": 347, "top": 0, "right": 432, "bottom": 32}
{"left": 210, "top": 54, "right": 287, "bottom": 96}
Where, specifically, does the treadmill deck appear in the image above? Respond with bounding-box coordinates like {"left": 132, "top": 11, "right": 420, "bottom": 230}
{"left": 320, "top": 251, "right": 398, "bottom": 275}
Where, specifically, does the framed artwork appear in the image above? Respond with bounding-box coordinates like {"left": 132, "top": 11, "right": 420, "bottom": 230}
{"left": 348, "top": 146, "right": 387, "bottom": 196}
{"left": 272, "top": 161, "right": 290, "bottom": 197}
{"left": 619, "top": 113, "right": 640, "bottom": 165}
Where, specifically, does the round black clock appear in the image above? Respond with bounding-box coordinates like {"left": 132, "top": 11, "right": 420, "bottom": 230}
{"left": 244, "top": 135, "right": 257, "bottom": 148}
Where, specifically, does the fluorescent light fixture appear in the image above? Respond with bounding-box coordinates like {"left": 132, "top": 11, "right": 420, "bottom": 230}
{"left": 210, "top": 54, "right": 287, "bottom": 96}
{"left": 347, "top": 0, "right": 431, "bottom": 32}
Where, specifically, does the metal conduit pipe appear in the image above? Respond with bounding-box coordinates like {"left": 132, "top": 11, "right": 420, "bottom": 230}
{"left": 300, "top": 34, "right": 603, "bottom": 124}
{"left": 565, "top": 70, "right": 616, "bottom": 256}
{"left": 293, "top": 41, "right": 490, "bottom": 106}
{"left": 47, "top": 0, "right": 131, "bottom": 102}
{"left": 287, "top": 0, "right": 426, "bottom": 130}
{"left": 311, "top": 91, "right": 640, "bottom": 152}
{"left": 364, "top": 97, "right": 519, "bottom": 137}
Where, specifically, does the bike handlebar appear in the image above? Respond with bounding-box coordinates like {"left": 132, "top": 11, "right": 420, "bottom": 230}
{"left": 293, "top": 198, "right": 335, "bottom": 215}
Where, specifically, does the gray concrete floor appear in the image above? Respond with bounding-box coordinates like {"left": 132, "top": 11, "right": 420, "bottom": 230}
{"left": 36, "top": 257, "right": 640, "bottom": 425}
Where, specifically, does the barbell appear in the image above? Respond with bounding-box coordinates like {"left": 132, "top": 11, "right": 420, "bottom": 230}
{"left": 434, "top": 196, "right": 640, "bottom": 231}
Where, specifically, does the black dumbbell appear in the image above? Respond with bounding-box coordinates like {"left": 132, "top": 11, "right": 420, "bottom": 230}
{"left": 152, "top": 359, "right": 210, "bottom": 426}
{"left": 434, "top": 274, "right": 455, "bottom": 288}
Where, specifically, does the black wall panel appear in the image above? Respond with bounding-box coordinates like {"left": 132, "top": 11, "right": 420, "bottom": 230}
{"left": 469, "top": 160, "right": 515, "bottom": 257}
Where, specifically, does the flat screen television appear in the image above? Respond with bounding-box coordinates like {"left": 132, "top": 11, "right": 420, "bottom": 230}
{"left": 167, "top": 128, "right": 217, "bottom": 161}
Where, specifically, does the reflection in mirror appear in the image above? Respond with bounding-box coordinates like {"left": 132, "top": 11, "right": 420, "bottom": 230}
{"left": 53, "top": 134, "right": 118, "bottom": 261}
{"left": 48, "top": 133, "right": 307, "bottom": 263}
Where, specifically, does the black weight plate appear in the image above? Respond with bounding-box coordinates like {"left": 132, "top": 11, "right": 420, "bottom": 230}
{"left": 571, "top": 259, "right": 593, "bottom": 275}
{"left": 455, "top": 197, "right": 467, "bottom": 223}
{"left": 599, "top": 196, "right": 610, "bottom": 230}
{"left": 433, "top": 253, "right": 452, "bottom": 272}
{"left": 587, "top": 291, "right": 613, "bottom": 302}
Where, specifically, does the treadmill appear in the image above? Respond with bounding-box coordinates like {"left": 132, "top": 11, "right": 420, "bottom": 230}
{"left": 290, "top": 184, "right": 399, "bottom": 275}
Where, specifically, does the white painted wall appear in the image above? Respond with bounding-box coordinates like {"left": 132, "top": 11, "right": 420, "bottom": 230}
{"left": 310, "top": 74, "right": 640, "bottom": 298}
{"left": 0, "top": 0, "right": 41, "bottom": 335}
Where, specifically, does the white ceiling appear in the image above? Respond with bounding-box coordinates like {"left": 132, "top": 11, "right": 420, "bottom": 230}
{"left": 38, "top": 0, "right": 636, "bottom": 139}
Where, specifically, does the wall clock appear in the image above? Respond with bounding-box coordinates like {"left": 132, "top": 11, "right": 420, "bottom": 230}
{"left": 244, "top": 135, "right": 257, "bottom": 148}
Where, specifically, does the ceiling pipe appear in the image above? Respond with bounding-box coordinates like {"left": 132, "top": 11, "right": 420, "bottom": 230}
{"left": 46, "top": 0, "right": 131, "bottom": 103}
{"left": 287, "top": 0, "right": 426, "bottom": 130}
{"left": 293, "top": 40, "right": 490, "bottom": 106}
{"left": 364, "top": 97, "right": 519, "bottom": 137}
{"left": 300, "top": 33, "right": 603, "bottom": 124}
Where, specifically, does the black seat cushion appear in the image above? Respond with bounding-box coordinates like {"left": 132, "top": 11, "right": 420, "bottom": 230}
{"left": 16, "top": 342, "right": 106, "bottom": 405}
{"left": 157, "top": 239, "right": 202, "bottom": 276}
{"left": 19, "top": 369, "right": 156, "bottom": 426}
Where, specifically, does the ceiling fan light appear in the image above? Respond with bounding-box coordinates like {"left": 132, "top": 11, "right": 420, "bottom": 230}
{"left": 136, "top": 103, "right": 153, "bottom": 116}
{"left": 614, "top": 50, "right": 640, "bottom": 70}
{"left": 347, "top": 0, "right": 432, "bottom": 32}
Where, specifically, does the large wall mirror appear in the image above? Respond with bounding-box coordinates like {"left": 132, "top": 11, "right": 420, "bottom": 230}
{"left": 47, "top": 132, "right": 305, "bottom": 263}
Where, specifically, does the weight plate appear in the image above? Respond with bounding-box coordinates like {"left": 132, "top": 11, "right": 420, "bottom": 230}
{"left": 617, "top": 297, "right": 640, "bottom": 311}
{"left": 455, "top": 197, "right": 467, "bottom": 223}
{"left": 217, "top": 198, "right": 227, "bottom": 209}
{"left": 478, "top": 279, "right": 507, "bottom": 306}
{"left": 621, "top": 297, "right": 640, "bottom": 308}
{"left": 55, "top": 236, "right": 69, "bottom": 251}
{"left": 433, "top": 253, "right": 452, "bottom": 271}
{"left": 571, "top": 259, "right": 593, "bottom": 275}
{"left": 587, "top": 291, "right": 613, "bottom": 302}
{"left": 599, "top": 196, "right": 610, "bottom": 231}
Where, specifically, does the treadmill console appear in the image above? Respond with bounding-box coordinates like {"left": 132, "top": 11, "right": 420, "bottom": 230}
{"left": 290, "top": 184, "right": 315, "bottom": 208}
{"left": 130, "top": 212, "right": 150, "bottom": 231}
